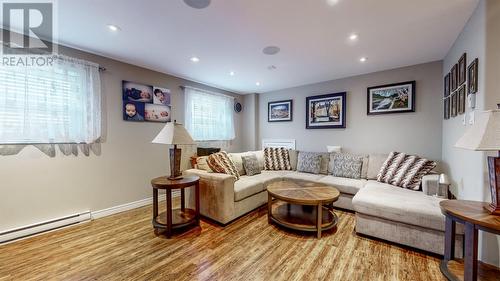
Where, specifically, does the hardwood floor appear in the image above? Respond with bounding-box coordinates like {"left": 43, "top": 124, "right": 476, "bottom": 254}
{"left": 0, "top": 199, "right": 447, "bottom": 281}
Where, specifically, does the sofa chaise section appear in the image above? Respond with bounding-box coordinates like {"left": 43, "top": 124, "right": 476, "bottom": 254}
{"left": 352, "top": 181, "right": 464, "bottom": 257}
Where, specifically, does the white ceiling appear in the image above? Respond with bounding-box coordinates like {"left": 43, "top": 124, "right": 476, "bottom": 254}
{"left": 53, "top": 0, "right": 478, "bottom": 94}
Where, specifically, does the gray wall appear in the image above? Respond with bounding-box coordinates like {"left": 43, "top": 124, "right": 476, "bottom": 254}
{"left": 0, "top": 44, "right": 244, "bottom": 231}
{"left": 259, "top": 61, "right": 443, "bottom": 162}
{"left": 442, "top": 0, "right": 499, "bottom": 267}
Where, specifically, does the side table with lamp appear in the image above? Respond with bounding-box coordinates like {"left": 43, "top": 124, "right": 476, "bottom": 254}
{"left": 151, "top": 121, "right": 200, "bottom": 238}
{"left": 439, "top": 108, "right": 500, "bottom": 281}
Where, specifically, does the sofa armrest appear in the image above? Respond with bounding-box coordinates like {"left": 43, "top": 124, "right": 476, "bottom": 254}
{"left": 183, "top": 169, "right": 237, "bottom": 223}
{"left": 421, "top": 174, "right": 440, "bottom": 196}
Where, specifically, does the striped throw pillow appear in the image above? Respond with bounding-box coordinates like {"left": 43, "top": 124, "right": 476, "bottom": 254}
{"left": 377, "top": 152, "right": 436, "bottom": 190}
{"left": 264, "top": 147, "right": 292, "bottom": 171}
{"left": 207, "top": 151, "right": 240, "bottom": 180}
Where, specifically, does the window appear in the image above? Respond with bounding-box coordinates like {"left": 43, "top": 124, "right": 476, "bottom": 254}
{"left": 184, "top": 86, "right": 235, "bottom": 141}
{"left": 0, "top": 56, "right": 102, "bottom": 144}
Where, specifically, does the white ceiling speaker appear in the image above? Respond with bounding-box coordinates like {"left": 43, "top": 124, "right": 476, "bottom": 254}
{"left": 263, "top": 46, "right": 280, "bottom": 55}
{"left": 184, "top": 0, "right": 211, "bottom": 9}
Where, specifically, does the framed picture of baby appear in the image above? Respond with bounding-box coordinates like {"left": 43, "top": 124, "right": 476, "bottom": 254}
{"left": 145, "top": 104, "right": 171, "bottom": 123}
{"left": 122, "top": 81, "right": 153, "bottom": 103}
{"left": 123, "top": 101, "right": 145, "bottom": 122}
{"left": 153, "top": 87, "right": 171, "bottom": 105}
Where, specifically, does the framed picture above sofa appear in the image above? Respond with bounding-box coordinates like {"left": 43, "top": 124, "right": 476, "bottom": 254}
{"left": 367, "top": 81, "right": 415, "bottom": 115}
{"left": 268, "top": 99, "right": 293, "bottom": 122}
{"left": 306, "top": 92, "right": 346, "bottom": 129}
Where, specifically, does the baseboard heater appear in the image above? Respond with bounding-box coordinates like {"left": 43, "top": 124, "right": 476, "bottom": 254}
{"left": 0, "top": 211, "right": 91, "bottom": 244}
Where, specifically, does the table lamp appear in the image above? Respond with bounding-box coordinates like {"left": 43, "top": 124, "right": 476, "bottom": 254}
{"left": 152, "top": 121, "right": 195, "bottom": 180}
{"left": 455, "top": 107, "right": 500, "bottom": 215}
{"left": 439, "top": 173, "right": 451, "bottom": 198}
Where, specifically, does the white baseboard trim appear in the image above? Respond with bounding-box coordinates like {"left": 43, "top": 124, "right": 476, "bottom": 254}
{"left": 90, "top": 192, "right": 177, "bottom": 219}
{"left": 1, "top": 192, "right": 179, "bottom": 244}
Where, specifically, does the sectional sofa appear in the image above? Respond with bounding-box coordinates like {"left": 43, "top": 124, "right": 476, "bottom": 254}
{"left": 184, "top": 150, "right": 464, "bottom": 257}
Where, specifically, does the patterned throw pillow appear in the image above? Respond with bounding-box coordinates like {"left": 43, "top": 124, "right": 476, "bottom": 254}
{"left": 207, "top": 151, "right": 240, "bottom": 180}
{"left": 331, "top": 153, "right": 363, "bottom": 179}
{"left": 264, "top": 147, "right": 292, "bottom": 170}
{"left": 242, "top": 155, "right": 261, "bottom": 176}
{"left": 297, "top": 152, "right": 322, "bottom": 174}
{"left": 377, "top": 151, "right": 437, "bottom": 190}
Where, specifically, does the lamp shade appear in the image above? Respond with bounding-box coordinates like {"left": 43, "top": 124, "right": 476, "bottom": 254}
{"left": 439, "top": 173, "right": 450, "bottom": 185}
{"left": 455, "top": 110, "right": 500, "bottom": 151}
{"left": 152, "top": 122, "right": 195, "bottom": 145}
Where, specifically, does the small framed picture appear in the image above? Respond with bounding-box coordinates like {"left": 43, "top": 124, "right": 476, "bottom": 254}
{"left": 145, "top": 104, "right": 171, "bottom": 123}
{"left": 443, "top": 96, "right": 450, "bottom": 120}
{"left": 468, "top": 58, "right": 479, "bottom": 95}
{"left": 268, "top": 100, "right": 293, "bottom": 122}
{"left": 458, "top": 85, "right": 466, "bottom": 115}
{"left": 123, "top": 100, "right": 145, "bottom": 122}
{"left": 451, "top": 92, "right": 457, "bottom": 117}
{"left": 153, "top": 87, "right": 171, "bottom": 105}
{"left": 458, "top": 53, "right": 467, "bottom": 86}
{"left": 444, "top": 73, "right": 450, "bottom": 97}
{"left": 367, "top": 81, "right": 415, "bottom": 115}
{"left": 123, "top": 81, "right": 153, "bottom": 103}
{"left": 451, "top": 64, "right": 458, "bottom": 91}
{"left": 306, "top": 92, "right": 346, "bottom": 129}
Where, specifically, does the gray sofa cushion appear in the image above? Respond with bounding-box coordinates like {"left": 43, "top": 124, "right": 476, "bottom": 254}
{"left": 234, "top": 176, "right": 264, "bottom": 201}
{"left": 318, "top": 176, "right": 367, "bottom": 195}
{"left": 352, "top": 181, "right": 456, "bottom": 232}
{"left": 297, "top": 152, "right": 322, "bottom": 174}
{"left": 331, "top": 153, "right": 363, "bottom": 179}
{"left": 242, "top": 154, "right": 261, "bottom": 176}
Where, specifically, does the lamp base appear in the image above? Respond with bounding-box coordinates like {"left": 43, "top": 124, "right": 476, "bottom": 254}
{"left": 169, "top": 145, "right": 182, "bottom": 180}
{"left": 485, "top": 152, "right": 500, "bottom": 216}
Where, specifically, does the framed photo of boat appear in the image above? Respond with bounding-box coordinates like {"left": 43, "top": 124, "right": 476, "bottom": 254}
{"left": 306, "top": 92, "right": 346, "bottom": 129}
{"left": 367, "top": 81, "right": 415, "bottom": 115}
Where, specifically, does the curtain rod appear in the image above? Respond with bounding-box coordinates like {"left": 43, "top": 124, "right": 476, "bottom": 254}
{"left": 180, "top": 85, "right": 235, "bottom": 99}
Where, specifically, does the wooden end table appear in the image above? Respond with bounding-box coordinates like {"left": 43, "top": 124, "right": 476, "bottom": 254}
{"left": 267, "top": 180, "right": 340, "bottom": 238}
{"left": 440, "top": 200, "right": 500, "bottom": 281}
{"left": 151, "top": 175, "right": 200, "bottom": 238}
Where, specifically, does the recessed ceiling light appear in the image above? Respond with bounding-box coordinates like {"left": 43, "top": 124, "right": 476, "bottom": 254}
{"left": 359, "top": 57, "right": 368, "bottom": 62}
{"left": 349, "top": 33, "right": 358, "bottom": 41}
{"left": 256, "top": 82, "right": 261, "bottom": 86}
{"left": 190, "top": 56, "right": 200, "bottom": 63}
{"left": 262, "top": 46, "right": 280, "bottom": 55}
{"left": 229, "top": 71, "right": 235, "bottom": 76}
{"left": 326, "top": 0, "right": 340, "bottom": 6}
{"left": 107, "top": 24, "right": 120, "bottom": 32}
{"left": 184, "top": 0, "right": 211, "bottom": 9}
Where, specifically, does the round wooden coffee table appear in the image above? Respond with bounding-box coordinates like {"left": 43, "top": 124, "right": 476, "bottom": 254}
{"left": 267, "top": 180, "right": 340, "bottom": 238}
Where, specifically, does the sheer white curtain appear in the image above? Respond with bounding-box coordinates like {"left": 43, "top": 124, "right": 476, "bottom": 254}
{"left": 184, "top": 86, "right": 235, "bottom": 147}
{"left": 0, "top": 55, "right": 102, "bottom": 156}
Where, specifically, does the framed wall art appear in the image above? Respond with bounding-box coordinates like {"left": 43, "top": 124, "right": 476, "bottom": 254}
{"left": 458, "top": 85, "right": 466, "bottom": 115}
{"left": 122, "top": 80, "right": 171, "bottom": 123}
{"left": 443, "top": 96, "right": 450, "bottom": 120}
{"left": 268, "top": 100, "right": 293, "bottom": 122}
{"left": 458, "top": 53, "right": 467, "bottom": 86}
{"left": 444, "top": 73, "right": 450, "bottom": 97}
{"left": 367, "top": 81, "right": 415, "bottom": 115}
{"left": 451, "top": 92, "right": 457, "bottom": 117}
{"left": 306, "top": 92, "right": 346, "bottom": 129}
{"left": 467, "top": 58, "right": 478, "bottom": 95}
{"left": 451, "top": 64, "right": 458, "bottom": 91}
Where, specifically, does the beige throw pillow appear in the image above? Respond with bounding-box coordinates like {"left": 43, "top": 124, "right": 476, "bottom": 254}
{"left": 207, "top": 151, "right": 240, "bottom": 180}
